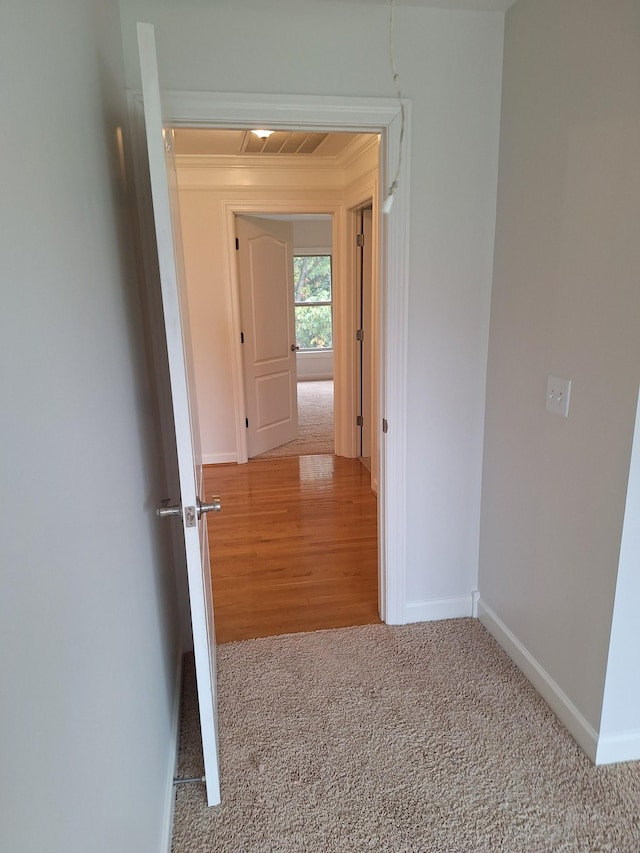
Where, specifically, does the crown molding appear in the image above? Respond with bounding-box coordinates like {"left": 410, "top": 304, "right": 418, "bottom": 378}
{"left": 175, "top": 153, "right": 340, "bottom": 171}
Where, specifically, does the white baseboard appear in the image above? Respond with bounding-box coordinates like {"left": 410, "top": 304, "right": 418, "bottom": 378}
{"left": 298, "top": 372, "right": 333, "bottom": 381}
{"left": 202, "top": 452, "right": 237, "bottom": 465}
{"left": 161, "top": 650, "right": 183, "bottom": 853}
{"left": 596, "top": 730, "right": 640, "bottom": 765}
{"left": 404, "top": 595, "right": 473, "bottom": 623}
{"left": 477, "top": 598, "right": 598, "bottom": 762}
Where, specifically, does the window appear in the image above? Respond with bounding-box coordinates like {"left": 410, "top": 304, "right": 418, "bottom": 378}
{"left": 293, "top": 254, "right": 332, "bottom": 350}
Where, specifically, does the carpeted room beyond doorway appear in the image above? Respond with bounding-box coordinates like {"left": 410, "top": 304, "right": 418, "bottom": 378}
{"left": 171, "top": 620, "right": 640, "bottom": 852}
{"left": 253, "top": 380, "right": 334, "bottom": 459}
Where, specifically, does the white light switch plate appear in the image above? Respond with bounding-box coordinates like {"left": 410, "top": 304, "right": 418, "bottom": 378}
{"left": 546, "top": 375, "right": 572, "bottom": 417}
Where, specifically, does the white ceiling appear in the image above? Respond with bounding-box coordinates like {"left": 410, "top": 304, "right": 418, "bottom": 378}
{"left": 350, "top": 0, "right": 517, "bottom": 9}
{"left": 421, "top": 0, "right": 518, "bottom": 9}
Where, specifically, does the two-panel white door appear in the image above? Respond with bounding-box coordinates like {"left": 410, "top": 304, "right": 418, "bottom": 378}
{"left": 137, "top": 22, "right": 221, "bottom": 807}
{"left": 236, "top": 216, "right": 299, "bottom": 457}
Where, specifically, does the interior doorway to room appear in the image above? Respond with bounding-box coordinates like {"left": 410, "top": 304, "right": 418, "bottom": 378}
{"left": 235, "top": 212, "right": 335, "bottom": 461}
{"left": 130, "top": 64, "right": 409, "bottom": 806}
{"left": 173, "top": 127, "right": 382, "bottom": 641}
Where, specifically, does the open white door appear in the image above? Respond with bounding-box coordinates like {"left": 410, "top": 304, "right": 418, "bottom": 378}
{"left": 137, "top": 23, "right": 221, "bottom": 806}
{"left": 236, "top": 216, "right": 298, "bottom": 457}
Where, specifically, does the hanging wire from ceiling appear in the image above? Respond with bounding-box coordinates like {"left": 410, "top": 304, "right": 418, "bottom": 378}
{"left": 382, "top": 0, "right": 406, "bottom": 215}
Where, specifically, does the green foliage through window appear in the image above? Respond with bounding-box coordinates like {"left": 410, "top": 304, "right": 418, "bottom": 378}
{"left": 293, "top": 255, "right": 332, "bottom": 350}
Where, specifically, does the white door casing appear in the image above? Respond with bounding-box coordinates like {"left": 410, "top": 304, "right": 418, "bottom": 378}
{"left": 357, "top": 205, "right": 373, "bottom": 461}
{"left": 137, "top": 23, "right": 221, "bottom": 806}
{"left": 219, "top": 200, "right": 343, "bottom": 465}
{"left": 149, "top": 89, "right": 410, "bottom": 626}
{"left": 236, "top": 216, "right": 298, "bottom": 457}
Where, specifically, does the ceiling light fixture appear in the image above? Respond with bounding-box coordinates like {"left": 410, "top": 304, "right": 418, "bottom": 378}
{"left": 251, "top": 129, "right": 274, "bottom": 139}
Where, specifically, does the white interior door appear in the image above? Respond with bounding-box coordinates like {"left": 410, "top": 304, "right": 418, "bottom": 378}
{"left": 236, "top": 216, "right": 298, "bottom": 457}
{"left": 137, "top": 22, "right": 221, "bottom": 807}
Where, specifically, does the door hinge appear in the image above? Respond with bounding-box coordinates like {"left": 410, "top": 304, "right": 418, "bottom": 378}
{"left": 382, "top": 418, "right": 388, "bottom": 434}
{"left": 357, "top": 415, "right": 364, "bottom": 427}
{"left": 235, "top": 237, "right": 239, "bottom": 250}
{"left": 240, "top": 331, "right": 244, "bottom": 344}
{"left": 356, "top": 329, "right": 364, "bottom": 342}
{"left": 245, "top": 417, "right": 249, "bottom": 428}
{"left": 356, "top": 233, "right": 365, "bottom": 247}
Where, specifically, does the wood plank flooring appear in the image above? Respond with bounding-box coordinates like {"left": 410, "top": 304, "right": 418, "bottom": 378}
{"left": 204, "top": 455, "right": 380, "bottom": 643}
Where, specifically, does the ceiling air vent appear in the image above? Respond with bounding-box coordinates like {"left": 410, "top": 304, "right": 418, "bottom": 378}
{"left": 241, "top": 131, "right": 329, "bottom": 155}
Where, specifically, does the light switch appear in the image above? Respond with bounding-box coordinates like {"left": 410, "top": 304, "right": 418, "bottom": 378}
{"left": 546, "top": 375, "right": 572, "bottom": 417}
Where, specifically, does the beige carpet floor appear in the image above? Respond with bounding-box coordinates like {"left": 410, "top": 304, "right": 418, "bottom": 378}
{"left": 253, "top": 380, "right": 333, "bottom": 459}
{"left": 171, "top": 620, "right": 640, "bottom": 852}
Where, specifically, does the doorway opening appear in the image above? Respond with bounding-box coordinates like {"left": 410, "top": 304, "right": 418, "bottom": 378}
{"left": 174, "top": 128, "right": 382, "bottom": 640}
{"left": 135, "top": 87, "right": 410, "bottom": 630}
{"left": 129, "top": 47, "right": 409, "bottom": 806}
{"left": 234, "top": 213, "right": 335, "bottom": 461}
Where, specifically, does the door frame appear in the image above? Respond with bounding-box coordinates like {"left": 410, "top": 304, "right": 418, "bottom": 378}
{"left": 352, "top": 203, "right": 375, "bottom": 477}
{"left": 346, "top": 190, "right": 379, "bottom": 492}
{"left": 226, "top": 202, "right": 343, "bottom": 462}
{"left": 141, "top": 90, "right": 410, "bottom": 625}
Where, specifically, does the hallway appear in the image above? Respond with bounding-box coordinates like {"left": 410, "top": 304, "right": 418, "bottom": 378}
{"left": 204, "top": 455, "right": 379, "bottom": 643}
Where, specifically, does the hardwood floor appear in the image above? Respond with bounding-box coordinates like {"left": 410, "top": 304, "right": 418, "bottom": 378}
{"left": 204, "top": 454, "right": 380, "bottom": 643}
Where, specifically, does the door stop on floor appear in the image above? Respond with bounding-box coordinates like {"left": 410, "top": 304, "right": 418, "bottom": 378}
{"left": 173, "top": 776, "right": 206, "bottom": 787}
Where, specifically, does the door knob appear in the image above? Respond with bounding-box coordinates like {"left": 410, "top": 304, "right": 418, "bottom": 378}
{"left": 197, "top": 495, "right": 222, "bottom": 518}
{"left": 290, "top": 344, "right": 300, "bottom": 351}
{"left": 157, "top": 499, "right": 181, "bottom": 519}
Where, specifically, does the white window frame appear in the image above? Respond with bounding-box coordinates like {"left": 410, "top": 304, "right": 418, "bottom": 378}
{"left": 293, "top": 250, "right": 333, "bottom": 352}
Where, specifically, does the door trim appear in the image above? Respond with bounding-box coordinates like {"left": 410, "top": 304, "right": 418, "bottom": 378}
{"left": 156, "top": 90, "right": 410, "bottom": 625}
{"left": 226, "top": 202, "right": 343, "bottom": 463}
{"left": 346, "top": 191, "right": 379, "bottom": 492}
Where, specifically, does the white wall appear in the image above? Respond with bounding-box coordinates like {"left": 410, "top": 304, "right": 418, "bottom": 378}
{"left": 0, "top": 2, "right": 181, "bottom": 850}
{"left": 174, "top": 188, "right": 240, "bottom": 462}
{"left": 293, "top": 217, "right": 332, "bottom": 252}
{"left": 120, "top": 0, "right": 504, "bottom": 613}
{"left": 297, "top": 351, "right": 334, "bottom": 381}
{"left": 479, "top": 0, "right": 640, "bottom": 752}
